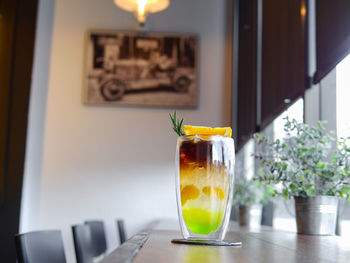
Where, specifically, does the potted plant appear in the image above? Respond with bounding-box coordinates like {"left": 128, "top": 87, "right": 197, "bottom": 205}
{"left": 233, "top": 178, "right": 273, "bottom": 227}
{"left": 254, "top": 117, "right": 350, "bottom": 235}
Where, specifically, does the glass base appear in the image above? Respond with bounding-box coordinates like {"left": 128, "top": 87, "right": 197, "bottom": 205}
{"left": 171, "top": 239, "right": 242, "bottom": 246}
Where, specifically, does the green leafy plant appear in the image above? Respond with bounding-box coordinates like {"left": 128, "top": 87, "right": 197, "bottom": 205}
{"left": 254, "top": 117, "right": 350, "bottom": 201}
{"left": 233, "top": 178, "right": 274, "bottom": 206}
{"left": 170, "top": 111, "right": 184, "bottom": 136}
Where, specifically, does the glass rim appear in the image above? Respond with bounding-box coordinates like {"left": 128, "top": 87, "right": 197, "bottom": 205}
{"left": 178, "top": 135, "right": 234, "bottom": 141}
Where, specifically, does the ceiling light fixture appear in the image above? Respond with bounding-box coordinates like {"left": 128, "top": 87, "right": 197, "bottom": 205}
{"left": 114, "top": 0, "right": 170, "bottom": 26}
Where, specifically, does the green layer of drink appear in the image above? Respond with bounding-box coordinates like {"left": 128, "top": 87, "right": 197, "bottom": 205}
{"left": 182, "top": 208, "right": 224, "bottom": 235}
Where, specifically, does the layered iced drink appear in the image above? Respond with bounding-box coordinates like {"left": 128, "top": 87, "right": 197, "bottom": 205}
{"left": 176, "top": 135, "right": 235, "bottom": 240}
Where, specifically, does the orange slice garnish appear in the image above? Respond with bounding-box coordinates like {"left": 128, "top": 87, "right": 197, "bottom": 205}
{"left": 181, "top": 185, "right": 200, "bottom": 206}
{"left": 183, "top": 125, "right": 232, "bottom": 138}
{"left": 202, "top": 186, "right": 225, "bottom": 200}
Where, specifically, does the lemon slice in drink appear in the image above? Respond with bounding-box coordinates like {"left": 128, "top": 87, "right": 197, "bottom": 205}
{"left": 183, "top": 125, "right": 232, "bottom": 137}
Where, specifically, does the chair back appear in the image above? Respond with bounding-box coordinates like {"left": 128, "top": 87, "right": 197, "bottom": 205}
{"left": 84, "top": 220, "right": 107, "bottom": 256}
{"left": 116, "top": 219, "right": 126, "bottom": 244}
{"left": 72, "top": 224, "right": 94, "bottom": 263}
{"left": 15, "top": 230, "right": 66, "bottom": 263}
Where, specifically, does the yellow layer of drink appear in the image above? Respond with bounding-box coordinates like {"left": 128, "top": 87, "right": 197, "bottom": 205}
{"left": 180, "top": 165, "right": 229, "bottom": 235}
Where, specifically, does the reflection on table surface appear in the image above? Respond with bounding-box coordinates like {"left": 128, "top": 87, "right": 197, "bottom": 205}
{"left": 101, "top": 219, "right": 350, "bottom": 263}
{"left": 181, "top": 246, "right": 226, "bottom": 263}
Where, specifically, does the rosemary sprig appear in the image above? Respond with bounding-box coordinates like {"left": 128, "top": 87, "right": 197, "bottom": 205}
{"left": 169, "top": 111, "right": 184, "bottom": 136}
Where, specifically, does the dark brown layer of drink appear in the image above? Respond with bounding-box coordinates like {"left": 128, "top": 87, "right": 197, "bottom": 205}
{"left": 180, "top": 140, "right": 226, "bottom": 170}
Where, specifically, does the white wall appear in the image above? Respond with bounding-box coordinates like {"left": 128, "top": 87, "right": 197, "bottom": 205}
{"left": 21, "top": 0, "right": 229, "bottom": 262}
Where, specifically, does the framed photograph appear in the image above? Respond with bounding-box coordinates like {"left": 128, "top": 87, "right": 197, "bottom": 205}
{"left": 84, "top": 30, "right": 198, "bottom": 107}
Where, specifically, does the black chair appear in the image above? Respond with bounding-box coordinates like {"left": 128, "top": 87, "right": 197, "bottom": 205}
{"left": 72, "top": 224, "right": 94, "bottom": 263}
{"left": 84, "top": 220, "right": 107, "bottom": 256}
{"left": 116, "top": 219, "right": 126, "bottom": 244}
{"left": 15, "top": 230, "right": 67, "bottom": 263}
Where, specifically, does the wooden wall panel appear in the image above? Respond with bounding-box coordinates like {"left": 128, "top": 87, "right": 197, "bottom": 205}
{"left": 314, "top": 0, "right": 350, "bottom": 83}
{"left": 235, "top": 0, "right": 306, "bottom": 148}
{"left": 236, "top": 0, "right": 257, "bottom": 150}
{"left": 260, "top": 0, "right": 306, "bottom": 129}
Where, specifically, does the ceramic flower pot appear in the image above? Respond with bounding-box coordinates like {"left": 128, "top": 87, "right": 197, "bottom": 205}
{"left": 294, "top": 196, "right": 338, "bottom": 235}
{"left": 237, "top": 204, "right": 263, "bottom": 227}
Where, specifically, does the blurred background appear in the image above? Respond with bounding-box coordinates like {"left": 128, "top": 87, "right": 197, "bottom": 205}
{"left": 1, "top": 0, "right": 350, "bottom": 262}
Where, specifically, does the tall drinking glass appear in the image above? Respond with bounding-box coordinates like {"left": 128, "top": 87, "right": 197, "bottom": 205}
{"left": 175, "top": 135, "right": 235, "bottom": 241}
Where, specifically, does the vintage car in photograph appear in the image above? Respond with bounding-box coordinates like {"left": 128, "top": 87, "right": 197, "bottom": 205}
{"left": 97, "top": 58, "right": 194, "bottom": 101}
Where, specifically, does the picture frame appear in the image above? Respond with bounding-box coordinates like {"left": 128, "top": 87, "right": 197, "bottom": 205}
{"left": 84, "top": 30, "right": 198, "bottom": 108}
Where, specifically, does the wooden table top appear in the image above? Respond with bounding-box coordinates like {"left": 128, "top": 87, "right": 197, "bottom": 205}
{"left": 101, "top": 221, "right": 350, "bottom": 263}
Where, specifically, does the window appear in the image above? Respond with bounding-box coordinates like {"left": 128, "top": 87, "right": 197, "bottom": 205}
{"left": 336, "top": 53, "right": 350, "bottom": 140}
{"left": 336, "top": 53, "right": 350, "bottom": 235}
{"left": 273, "top": 98, "right": 304, "bottom": 140}
{"left": 235, "top": 98, "right": 304, "bottom": 231}
{"left": 271, "top": 98, "right": 304, "bottom": 231}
